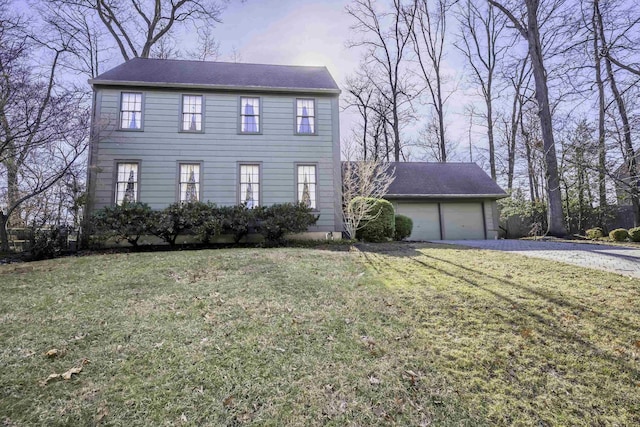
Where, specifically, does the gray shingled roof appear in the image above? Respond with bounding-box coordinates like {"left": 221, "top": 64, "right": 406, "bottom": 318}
{"left": 89, "top": 58, "right": 340, "bottom": 94}
{"left": 383, "top": 162, "right": 507, "bottom": 198}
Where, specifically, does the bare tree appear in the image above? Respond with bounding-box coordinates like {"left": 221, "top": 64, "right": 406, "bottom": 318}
{"left": 186, "top": 26, "right": 221, "bottom": 61}
{"left": 455, "top": 0, "right": 508, "bottom": 179}
{"left": 346, "top": 0, "right": 418, "bottom": 161}
{"left": 488, "top": 0, "right": 567, "bottom": 236}
{"left": 594, "top": 0, "right": 640, "bottom": 225}
{"left": 48, "top": 0, "right": 225, "bottom": 61}
{"left": 341, "top": 157, "right": 396, "bottom": 239}
{"left": 590, "top": 0, "right": 608, "bottom": 211}
{"left": 0, "top": 5, "right": 88, "bottom": 251}
{"left": 504, "top": 56, "right": 531, "bottom": 191}
{"left": 409, "top": 0, "right": 458, "bottom": 163}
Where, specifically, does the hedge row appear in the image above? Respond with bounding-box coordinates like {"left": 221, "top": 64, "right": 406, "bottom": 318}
{"left": 91, "top": 201, "right": 319, "bottom": 247}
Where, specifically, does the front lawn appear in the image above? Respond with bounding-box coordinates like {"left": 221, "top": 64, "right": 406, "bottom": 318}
{"left": 1, "top": 244, "right": 638, "bottom": 425}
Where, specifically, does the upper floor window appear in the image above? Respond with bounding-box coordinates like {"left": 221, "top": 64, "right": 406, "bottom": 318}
{"left": 120, "top": 92, "right": 142, "bottom": 130}
{"left": 115, "top": 162, "right": 139, "bottom": 204}
{"left": 240, "top": 97, "right": 260, "bottom": 133}
{"left": 179, "top": 163, "right": 201, "bottom": 202}
{"left": 297, "top": 165, "right": 317, "bottom": 209}
{"left": 296, "top": 99, "right": 315, "bottom": 134}
{"left": 239, "top": 164, "right": 260, "bottom": 208}
{"left": 182, "top": 95, "right": 203, "bottom": 132}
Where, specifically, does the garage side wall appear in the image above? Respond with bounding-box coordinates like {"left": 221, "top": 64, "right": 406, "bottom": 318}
{"left": 484, "top": 200, "right": 499, "bottom": 239}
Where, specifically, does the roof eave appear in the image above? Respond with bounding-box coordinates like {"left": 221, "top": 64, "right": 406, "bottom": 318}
{"left": 88, "top": 79, "right": 341, "bottom": 95}
{"left": 385, "top": 193, "right": 509, "bottom": 199}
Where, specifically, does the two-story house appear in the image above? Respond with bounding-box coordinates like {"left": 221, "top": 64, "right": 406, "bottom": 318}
{"left": 86, "top": 58, "right": 343, "bottom": 237}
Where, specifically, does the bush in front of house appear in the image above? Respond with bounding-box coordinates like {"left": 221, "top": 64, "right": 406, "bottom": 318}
{"left": 255, "top": 203, "right": 319, "bottom": 245}
{"left": 182, "top": 201, "right": 222, "bottom": 244}
{"left": 628, "top": 227, "right": 640, "bottom": 242}
{"left": 27, "top": 227, "right": 69, "bottom": 260}
{"left": 218, "top": 205, "right": 255, "bottom": 243}
{"left": 585, "top": 227, "right": 604, "bottom": 240}
{"left": 90, "top": 201, "right": 320, "bottom": 247}
{"left": 91, "top": 202, "right": 154, "bottom": 248}
{"left": 149, "top": 202, "right": 199, "bottom": 246}
{"left": 609, "top": 228, "right": 629, "bottom": 242}
{"left": 353, "top": 197, "right": 395, "bottom": 242}
{"left": 394, "top": 214, "right": 413, "bottom": 241}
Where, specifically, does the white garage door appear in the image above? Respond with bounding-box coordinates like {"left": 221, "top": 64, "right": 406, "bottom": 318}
{"left": 441, "top": 203, "right": 485, "bottom": 240}
{"left": 394, "top": 202, "right": 441, "bottom": 241}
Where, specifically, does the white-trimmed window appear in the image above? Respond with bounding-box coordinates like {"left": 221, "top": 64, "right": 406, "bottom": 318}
{"left": 240, "top": 97, "right": 260, "bottom": 133}
{"left": 115, "top": 162, "right": 139, "bottom": 204}
{"left": 239, "top": 164, "right": 260, "bottom": 208}
{"left": 179, "top": 163, "right": 201, "bottom": 202}
{"left": 181, "top": 95, "right": 203, "bottom": 132}
{"left": 296, "top": 99, "right": 315, "bottom": 134}
{"left": 120, "top": 92, "right": 142, "bottom": 129}
{"left": 297, "top": 165, "right": 317, "bottom": 209}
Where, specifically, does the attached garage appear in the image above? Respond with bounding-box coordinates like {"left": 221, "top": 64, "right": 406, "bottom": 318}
{"left": 385, "top": 163, "right": 507, "bottom": 241}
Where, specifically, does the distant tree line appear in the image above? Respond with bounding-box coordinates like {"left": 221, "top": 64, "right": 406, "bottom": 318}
{"left": 343, "top": 0, "right": 640, "bottom": 236}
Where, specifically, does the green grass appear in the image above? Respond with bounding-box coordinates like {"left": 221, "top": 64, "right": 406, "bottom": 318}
{"left": 1, "top": 244, "right": 639, "bottom": 425}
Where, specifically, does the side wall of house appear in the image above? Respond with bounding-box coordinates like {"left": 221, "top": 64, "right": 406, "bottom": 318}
{"left": 89, "top": 87, "right": 341, "bottom": 232}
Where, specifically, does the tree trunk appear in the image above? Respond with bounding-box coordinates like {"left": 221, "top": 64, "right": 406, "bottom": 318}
{"left": 392, "top": 108, "right": 401, "bottom": 161}
{"left": 592, "top": 1, "right": 607, "bottom": 211}
{"left": 0, "top": 211, "right": 9, "bottom": 252}
{"left": 486, "top": 87, "right": 496, "bottom": 179}
{"left": 525, "top": 4, "right": 566, "bottom": 236}
{"left": 595, "top": 1, "right": 640, "bottom": 225}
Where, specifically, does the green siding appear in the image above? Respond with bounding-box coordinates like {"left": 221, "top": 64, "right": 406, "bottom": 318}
{"left": 89, "top": 88, "right": 341, "bottom": 231}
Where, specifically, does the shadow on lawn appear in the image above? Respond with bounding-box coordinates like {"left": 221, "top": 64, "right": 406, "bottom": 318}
{"left": 357, "top": 243, "right": 640, "bottom": 380}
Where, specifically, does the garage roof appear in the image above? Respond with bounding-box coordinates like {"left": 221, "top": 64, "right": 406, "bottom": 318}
{"left": 384, "top": 162, "right": 507, "bottom": 199}
{"left": 89, "top": 58, "right": 341, "bottom": 94}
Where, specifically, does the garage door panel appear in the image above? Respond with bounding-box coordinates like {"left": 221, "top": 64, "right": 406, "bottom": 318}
{"left": 395, "top": 202, "right": 441, "bottom": 241}
{"left": 441, "top": 203, "right": 485, "bottom": 240}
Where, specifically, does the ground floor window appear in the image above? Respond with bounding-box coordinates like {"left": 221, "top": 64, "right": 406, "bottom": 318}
{"left": 297, "top": 164, "right": 317, "bottom": 209}
{"left": 115, "top": 162, "right": 139, "bottom": 204}
{"left": 239, "top": 164, "right": 260, "bottom": 208}
{"left": 179, "top": 163, "right": 201, "bottom": 202}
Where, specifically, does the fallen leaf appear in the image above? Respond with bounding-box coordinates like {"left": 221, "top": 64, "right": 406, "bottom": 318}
{"left": 95, "top": 405, "right": 109, "bottom": 424}
{"left": 45, "top": 349, "right": 59, "bottom": 358}
{"left": 520, "top": 328, "right": 533, "bottom": 339}
{"left": 180, "top": 413, "right": 188, "bottom": 422}
{"left": 369, "top": 375, "right": 381, "bottom": 385}
{"left": 223, "top": 395, "right": 234, "bottom": 408}
{"left": 635, "top": 340, "right": 640, "bottom": 348}
{"left": 40, "top": 359, "right": 89, "bottom": 386}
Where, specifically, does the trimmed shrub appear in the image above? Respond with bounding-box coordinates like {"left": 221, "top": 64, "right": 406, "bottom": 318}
{"left": 394, "top": 215, "right": 413, "bottom": 241}
{"left": 628, "top": 227, "right": 640, "bottom": 242}
{"left": 353, "top": 197, "right": 395, "bottom": 242}
{"left": 27, "top": 227, "right": 68, "bottom": 260}
{"left": 585, "top": 227, "right": 604, "bottom": 240}
{"left": 219, "top": 205, "right": 254, "bottom": 243}
{"left": 609, "top": 228, "right": 629, "bottom": 242}
{"left": 183, "top": 202, "right": 223, "bottom": 244}
{"left": 91, "top": 202, "right": 153, "bottom": 247}
{"left": 255, "top": 203, "right": 319, "bottom": 245}
{"left": 149, "top": 202, "right": 200, "bottom": 246}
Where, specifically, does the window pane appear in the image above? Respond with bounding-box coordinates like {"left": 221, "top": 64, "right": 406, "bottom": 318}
{"left": 121, "top": 93, "right": 142, "bottom": 129}
{"left": 240, "top": 165, "right": 260, "bottom": 207}
{"left": 240, "top": 97, "right": 260, "bottom": 133}
{"left": 296, "top": 99, "right": 315, "bottom": 134}
{"left": 179, "top": 163, "right": 200, "bottom": 202}
{"left": 115, "top": 163, "right": 138, "bottom": 204}
{"left": 182, "top": 95, "right": 203, "bottom": 131}
{"left": 297, "top": 165, "right": 316, "bottom": 209}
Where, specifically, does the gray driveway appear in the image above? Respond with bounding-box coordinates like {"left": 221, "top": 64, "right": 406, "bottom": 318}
{"left": 439, "top": 239, "right": 640, "bottom": 278}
